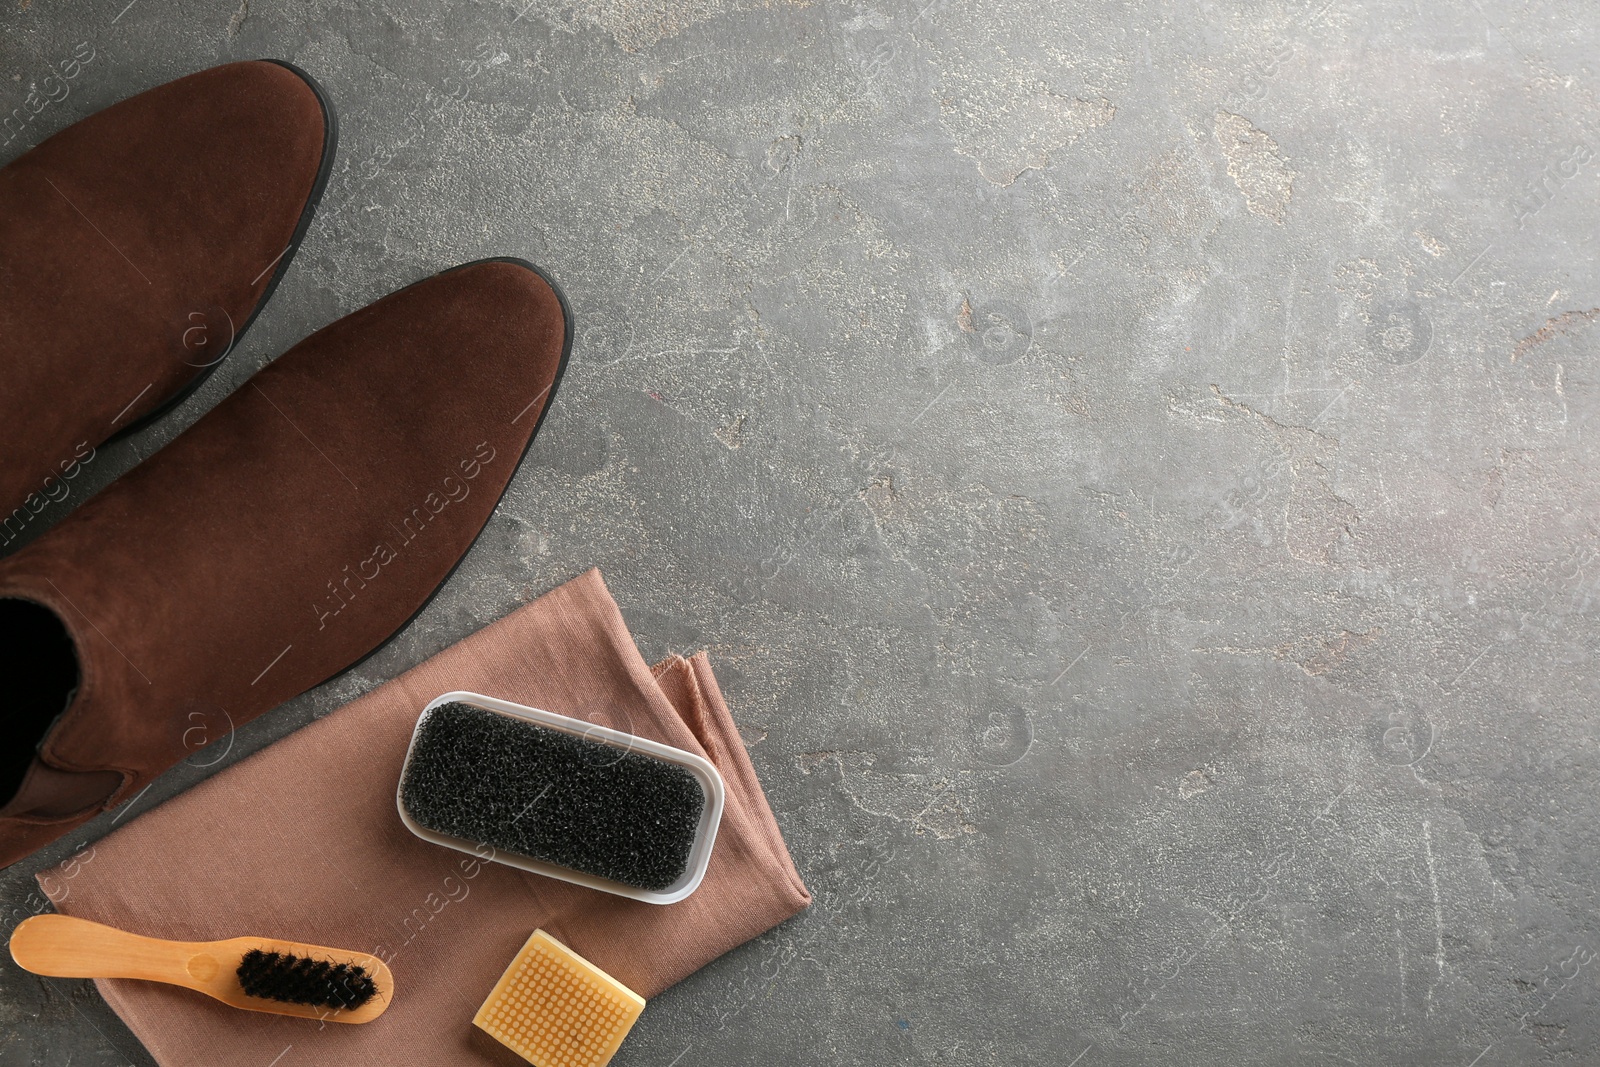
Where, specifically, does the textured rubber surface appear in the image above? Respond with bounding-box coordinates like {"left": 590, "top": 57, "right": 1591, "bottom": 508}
{"left": 399, "top": 701, "right": 705, "bottom": 891}
{"left": 473, "top": 930, "right": 644, "bottom": 1067}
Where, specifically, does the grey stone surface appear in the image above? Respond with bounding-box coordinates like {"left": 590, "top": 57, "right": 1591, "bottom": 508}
{"left": 4, "top": 0, "right": 1600, "bottom": 1063}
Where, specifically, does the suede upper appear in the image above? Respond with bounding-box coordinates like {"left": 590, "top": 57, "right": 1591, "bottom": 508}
{"left": 0, "top": 260, "right": 570, "bottom": 868}
{"left": 0, "top": 60, "right": 330, "bottom": 526}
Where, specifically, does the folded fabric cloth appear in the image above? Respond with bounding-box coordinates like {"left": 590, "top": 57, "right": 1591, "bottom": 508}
{"left": 37, "top": 568, "right": 810, "bottom": 1065}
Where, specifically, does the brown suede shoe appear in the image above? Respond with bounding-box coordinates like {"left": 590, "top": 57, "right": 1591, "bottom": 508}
{"left": 0, "top": 259, "right": 572, "bottom": 869}
{"left": 0, "top": 59, "right": 336, "bottom": 531}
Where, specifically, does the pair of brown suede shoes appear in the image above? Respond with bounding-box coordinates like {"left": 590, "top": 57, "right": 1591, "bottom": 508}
{"left": 0, "top": 61, "right": 571, "bottom": 869}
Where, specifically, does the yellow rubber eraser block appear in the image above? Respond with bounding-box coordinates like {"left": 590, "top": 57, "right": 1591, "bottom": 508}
{"left": 473, "top": 929, "right": 646, "bottom": 1067}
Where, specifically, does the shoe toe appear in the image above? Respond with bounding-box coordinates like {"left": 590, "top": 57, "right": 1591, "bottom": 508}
{"left": 0, "top": 61, "right": 334, "bottom": 517}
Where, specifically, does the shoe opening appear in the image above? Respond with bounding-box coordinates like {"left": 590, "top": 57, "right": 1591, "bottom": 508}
{"left": 0, "top": 598, "right": 80, "bottom": 806}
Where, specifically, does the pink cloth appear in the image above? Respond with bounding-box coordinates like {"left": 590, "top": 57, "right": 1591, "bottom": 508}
{"left": 38, "top": 568, "right": 810, "bottom": 1065}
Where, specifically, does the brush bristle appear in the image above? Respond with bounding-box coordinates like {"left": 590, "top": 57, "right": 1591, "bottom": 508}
{"left": 236, "top": 948, "right": 377, "bottom": 1011}
{"left": 399, "top": 701, "right": 706, "bottom": 891}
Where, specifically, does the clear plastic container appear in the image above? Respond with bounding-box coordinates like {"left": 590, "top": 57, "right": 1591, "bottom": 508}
{"left": 396, "top": 690, "right": 725, "bottom": 905}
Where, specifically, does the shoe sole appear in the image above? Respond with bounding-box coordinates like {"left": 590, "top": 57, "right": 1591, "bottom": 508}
{"left": 108, "top": 59, "right": 341, "bottom": 442}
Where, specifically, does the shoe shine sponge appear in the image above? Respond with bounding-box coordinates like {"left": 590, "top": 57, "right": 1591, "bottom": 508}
{"left": 396, "top": 691, "right": 725, "bottom": 905}
{"left": 474, "top": 930, "right": 645, "bottom": 1067}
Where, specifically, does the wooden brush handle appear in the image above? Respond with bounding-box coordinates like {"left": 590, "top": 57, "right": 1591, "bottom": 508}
{"left": 9, "top": 913, "right": 394, "bottom": 1023}
{"left": 9, "top": 914, "right": 204, "bottom": 988}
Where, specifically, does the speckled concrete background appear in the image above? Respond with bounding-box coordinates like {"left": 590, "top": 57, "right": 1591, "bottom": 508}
{"left": 4, "top": 1, "right": 1600, "bottom": 1064}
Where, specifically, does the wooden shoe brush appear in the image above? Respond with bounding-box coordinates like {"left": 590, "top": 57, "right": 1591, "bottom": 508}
{"left": 9, "top": 914, "right": 392, "bottom": 1023}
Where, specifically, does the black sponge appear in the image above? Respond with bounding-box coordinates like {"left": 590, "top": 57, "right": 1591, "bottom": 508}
{"left": 399, "top": 701, "right": 706, "bottom": 891}
{"left": 236, "top": 949, "right": 377, "bottom": 1011}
